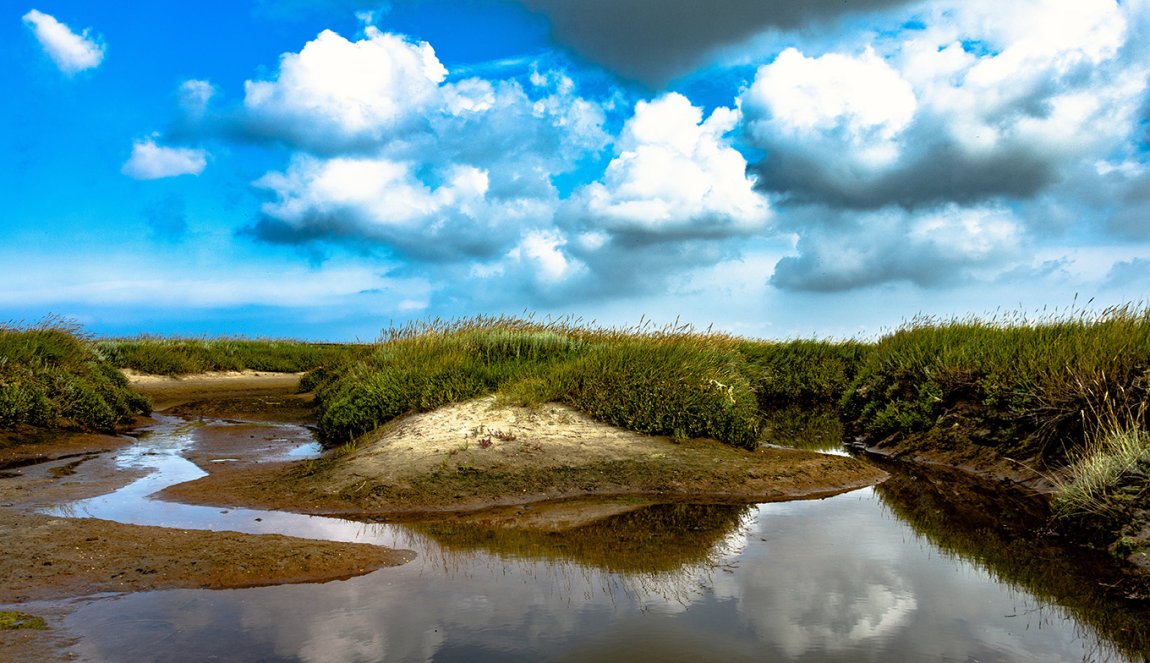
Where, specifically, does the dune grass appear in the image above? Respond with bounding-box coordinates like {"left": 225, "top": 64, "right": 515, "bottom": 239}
{"left": 842, "top": 305, "right": 1150, "bottom": 461}
{"left": 95, "top": 337, "right": 371, "bottom": 376}
{"left": 310, "top": 317, "right": 792, "bottom": 449}
{"left": 1052, "top": 419, "right": 1150, "bottom": 530}
{"left": 0, "top": 320, "right": 150, "bottom": 434}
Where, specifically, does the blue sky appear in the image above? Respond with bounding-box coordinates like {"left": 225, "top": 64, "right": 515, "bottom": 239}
{"left": 5, "top": 1, "right": 1150, "bottom": 340}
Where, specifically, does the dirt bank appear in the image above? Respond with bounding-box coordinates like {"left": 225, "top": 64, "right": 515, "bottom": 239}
{"left": 847, "top": 401, "right": 1150, "bottom": 596}
{"left": 163, "top": 395, "right": 887, "bottom": 517}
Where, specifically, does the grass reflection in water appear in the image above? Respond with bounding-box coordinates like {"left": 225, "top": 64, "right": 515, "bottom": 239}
{"left": 874, "top": 465, "right": 1150, "bottom": 661}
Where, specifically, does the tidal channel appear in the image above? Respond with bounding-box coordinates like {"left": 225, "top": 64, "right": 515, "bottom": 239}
{"left": 29, "top": 416, "right": 1150, "bottom": 661}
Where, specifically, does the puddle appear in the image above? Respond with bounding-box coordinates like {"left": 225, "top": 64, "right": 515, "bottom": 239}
{"left": 28, "top": 414, "right": 1150, "bottom": 662}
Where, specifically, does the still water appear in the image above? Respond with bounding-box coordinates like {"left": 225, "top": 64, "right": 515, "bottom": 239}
{"left": 36, "top": 417, "right": 1150, "bottom": 662}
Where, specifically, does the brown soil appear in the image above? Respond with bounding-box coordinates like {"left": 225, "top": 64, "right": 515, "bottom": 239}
{"left": 0, "top": 371, "right": 413, "bottom": 663}
{"left": 163, "top": 395, "right": 888, "bottom": 518}
{"left": 0, "top": 510, "right": 411, "bottom": 603}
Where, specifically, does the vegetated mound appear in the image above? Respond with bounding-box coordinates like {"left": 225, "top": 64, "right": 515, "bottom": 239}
{"left": 0, "top": 320, "right": 149, "bottom": 440}
{"left": 168, "top": 395, "right": 885, "bottom": 515}
{"left": 840, "top": 305, "right": 1150, "bottom": 586}
{"left": 306, "top": 316, "right": 866, "bottom": 453}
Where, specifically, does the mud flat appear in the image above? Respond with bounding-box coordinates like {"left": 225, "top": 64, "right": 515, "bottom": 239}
{"left": 0, "top": 374, "right": 408, "bottom": 636}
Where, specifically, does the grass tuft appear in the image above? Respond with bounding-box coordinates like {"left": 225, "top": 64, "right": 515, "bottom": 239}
{"left": 0, "top": 318, "right": 150, "bottom": 433}
{"left": 1052, "top": 420, "right": 1150, "bottom": 529}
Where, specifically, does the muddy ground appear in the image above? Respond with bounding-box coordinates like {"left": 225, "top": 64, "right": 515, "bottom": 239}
{"left": 0, "top": 373, "right": 411, "bottom": 661}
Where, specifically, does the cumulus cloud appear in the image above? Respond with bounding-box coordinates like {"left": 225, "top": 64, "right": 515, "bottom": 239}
{"left": 741, "top": 0, "right": 1150, "bottom": 294}
{"left": 518, "top": 0, "right": 919, "bottom": 86}
{"left": 242, "top": 26, "right": 610, "bottom": 270}
{"left": 122, "top": 139, "right": 208, "bottom": 179}
{"left": 771, "top": 205, "right": 1022, "bottom": 291}
{"left": 468, "top": 93, "right": 774, "bottom": 301}
{"left": 241, "top": 27, "right": 447, "bottom": 151}
{"left": 742, "top": 0, "right": 1147, "bottom": 211}
{"left": 22, "top": 9, "right": 105, "bottom": 74}
{"left": 565, "top": 93, "right": 770, "bottom": 239}
{"left": 250, "top": 155, "right": 551, "bottom": 261}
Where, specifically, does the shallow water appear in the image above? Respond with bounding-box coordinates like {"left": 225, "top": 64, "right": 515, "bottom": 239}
{"left": 35, "top": 416, "right": 1150, "bottom": 662}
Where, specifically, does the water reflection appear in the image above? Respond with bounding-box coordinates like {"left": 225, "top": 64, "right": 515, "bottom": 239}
{"left": 874, "top": 463, "right": 1150, "bottom": 661}
{"left": 54, "top": 488, "right": 1142, "bottom": 662}
{"left": 37, "top": 415, "right": 1150, "bottom": 661}
{"left": 408, "top": 502, "right": 752, "bottom": 573}
{"left": 760, "top": 405, "right": 849, "bottom": 455}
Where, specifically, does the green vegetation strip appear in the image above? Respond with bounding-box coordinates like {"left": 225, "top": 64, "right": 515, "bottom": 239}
{"left": 4, "top": 308, "right": 1149, "bottom": 577}
{"left": 95, "top": 337, "right": 371, "bottom": 376}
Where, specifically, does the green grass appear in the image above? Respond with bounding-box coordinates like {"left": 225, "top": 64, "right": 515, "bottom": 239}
{"left": 841, "top": 305, "right": 1150, "bottom": 460}
{"left": 310, "top": 317, "right": 772, "bottom": 449}
{"left": 0, "top": 319, "right": 150, "bottom": 434}
{"left": 95, "top": 336, "right": 371, "bottom": 376}
{"left": 1053, "top": 422, "right": 1150, "bottom": 530}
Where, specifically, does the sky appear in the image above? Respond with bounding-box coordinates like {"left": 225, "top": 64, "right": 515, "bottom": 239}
{"left": 4, "top": 0, "right": 1150, "bottom": 340}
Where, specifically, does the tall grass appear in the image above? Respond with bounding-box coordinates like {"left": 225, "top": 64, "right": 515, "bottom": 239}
{"left": 0, "top": 319, "right": 150, "bottom": 433}
{"left": 96, "top": 337, "right": 371, "bottom": 376}
{"left": 311, "top": 317, "right": 767, "bottom": 449}
{"left": 842, "top": 305, "right": 1150, "bottom": 460}
{"left": 738, "top": 339, "right": 868, "bottom": 407}
{"left": 1051, "top": 389, "right": 1150, "bottom": 535}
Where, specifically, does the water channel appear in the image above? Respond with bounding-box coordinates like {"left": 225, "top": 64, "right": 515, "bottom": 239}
{"left": 24, "top": 415, "right": 1150, "bottom": 661}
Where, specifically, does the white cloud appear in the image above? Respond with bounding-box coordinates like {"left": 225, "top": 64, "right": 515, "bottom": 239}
{"left": 253, "top": 155, "right": 551, "bottom": 260}
{"left": 744, "top": 47, "right": 916, "bottom": 169}
{"left": 241, "top": 27, "right": 610, "bottom": 276}
{"left": 741, "top": 0, "right": 1148, "bottom": 212}
{"left": 506, "top": 230, "right": 586, "bottom": 284}
{"left": 122, "top": 139, "right": 208, "bottom": 179}
{"left": 22, "top": 9, "right": 105, "bottom": 74}
{"left": 242, "top": 27, "right": 447, "bottom": 149}
{"left": 568, "top": 93, "right": 770, "bottom": 237}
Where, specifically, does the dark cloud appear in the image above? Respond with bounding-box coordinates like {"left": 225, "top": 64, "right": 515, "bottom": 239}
{"left": 244, "top": 199, "right": 529, "bottom": 263}
{"left": 768, "top": 206, "right": 1020, "bottom": 292}
{"left": 1106, "top": 258, "right": 1150, "bottom": 286}
{"left": 1105, "top": 172, "right": 1150, "bottom": 239}
{"left": 752, "top": 141, "right": 1055, "bottom": 210}
{"left": 517, "top": 0, "right": 918, "bottom": 86}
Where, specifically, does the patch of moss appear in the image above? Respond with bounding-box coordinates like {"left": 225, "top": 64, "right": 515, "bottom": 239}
{"left": 0, "top": 610, "right": 48, "bottom": 631}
